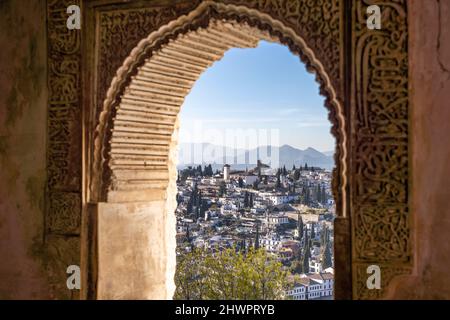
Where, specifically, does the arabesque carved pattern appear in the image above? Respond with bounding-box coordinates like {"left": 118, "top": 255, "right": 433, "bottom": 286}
{"left": 354, "top": 204, "right": 409, "bottom": 262}
{"left": 46, "top": 0, "right": 82, "bottom": 230}
{"left": 46, "top": 0, "right": 82, "bottom": 299}
{"left": 352, "top": 0, "right": 411, "bottom": 297}
{"left": 47, "top": 0, "right": 82, "bottom": 194}
{"left": 96, "top": 1, "right": 202, "bottom": 120}
{"left": 48, "top": 192, "right": 82, "bottom": 235}
{"left": 354, "top": 264, "right": 410, "bottom": 299}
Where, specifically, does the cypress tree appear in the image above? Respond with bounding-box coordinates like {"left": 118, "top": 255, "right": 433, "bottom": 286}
{"left": 297, "top": 213, "right": 304, "bottom": 241}
{"left": 294, "top": 170, "right": 300, "bottom": 181}
{"left": 302, "top": 232, "right": 310, "bottom": 273}
{"left": 187, "top": 190, "right": 194, "bottom": 214}
{"left": 317, "top": 184, "right": 321, "bottom": 202}
{"left": 244, "top": 192, "right": 249, "bottom": 208}
{"left": 186, "top": 224, "right": 190, "bottom": 242}
{"left": 305, "top": 188, "right": 310, "bottom": 205}
{"left": 311, "top": 223, "right": 316, "bottom": 239}
{"left": 218, "top": 181, "right": 226, "bottom": 197}
{"left": 321, "top": 242, "right": 333, "bottom": 270}
{"left": 321, "top": 187, "right": 327, "bottom": 204}
{"left": 255, "top": 223, "right": 260, "bottom": 249}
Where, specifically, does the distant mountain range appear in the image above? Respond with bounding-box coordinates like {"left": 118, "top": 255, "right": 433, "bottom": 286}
{"left": 178, "top": 143, "right": 334, "bottom": 170}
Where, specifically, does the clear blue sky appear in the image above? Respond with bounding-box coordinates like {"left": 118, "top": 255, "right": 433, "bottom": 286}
{"left": 178, "top": 41, "right": 335, "bottom": 152}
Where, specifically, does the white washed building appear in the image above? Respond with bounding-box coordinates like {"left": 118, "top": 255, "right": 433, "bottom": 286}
{"left": 286, "top": 272, "right": 334, "bottom": 300}
{"left": 265, "top": 213, "right": 289, "bottom": 226}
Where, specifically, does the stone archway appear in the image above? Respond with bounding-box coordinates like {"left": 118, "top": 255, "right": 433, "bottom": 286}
{"left": 45, "top": 0, "right": 411, "bottom": 300}
{"left": 92, "top": 3, "right": 345, "bottom": 300}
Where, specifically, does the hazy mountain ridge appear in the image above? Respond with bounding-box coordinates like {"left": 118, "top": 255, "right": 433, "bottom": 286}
{"left": 178, "top": 143, "right": 334, "bottom": 170}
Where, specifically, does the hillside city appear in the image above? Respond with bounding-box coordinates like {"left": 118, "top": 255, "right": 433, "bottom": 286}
{"left": 175, "top": 158, "right": 335, "bottom": 300}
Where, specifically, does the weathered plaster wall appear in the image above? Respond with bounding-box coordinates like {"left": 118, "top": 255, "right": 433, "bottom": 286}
{"left": 388, "top": 0, "right": 450, "bottom": 299}
{"left": 0, "top": 0, "right": 50, "bottom": 299}
{"left": 97, "top": 201, "right": 168, "bottom": 299}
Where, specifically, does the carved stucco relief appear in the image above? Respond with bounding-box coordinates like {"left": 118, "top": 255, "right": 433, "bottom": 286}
{"left": 352, "top": 0, "right": 411, "bottom": 299}
{"left": 46, "top": 0, "right": 82, "bottom": 299}
{"left": 47, "top": 0, "right": 82, "bottom": 231}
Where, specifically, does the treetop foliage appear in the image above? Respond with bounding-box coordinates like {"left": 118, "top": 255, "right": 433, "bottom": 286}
{"left": 174, "top": 247, "right": 288, "bottom": 300}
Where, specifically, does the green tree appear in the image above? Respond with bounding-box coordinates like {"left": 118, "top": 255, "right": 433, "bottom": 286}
{"left": 276, "top": 171, "right": 281, "bottom": 189}
{"left": 320, "top": 226, "right": 328, "bottom": 247}
{"left": 303, "top": 187, "right": 310, "bottom": 205}
{"left": 290, "top": 259, "right": 304, "bottom": 274}
{"left": 297, "top": 213, "right": 304, "bottom": 242}
{"left": 240, "top": 239, "right": 246, "bottom": 253}
{"left": 293, "top": 170, "right": 300, "bottom": 181}
{"left": 311, "top": 223, "right": 316, "bottom": 239}
{"left": 174, "top": 248, "right": 209, "bottom": 299}
{"left": 174, "top": 247, "right": 287, "bottom": 300}
{"left": 302, "top": 247, "right": 310, "bottom": 274}
{"left": 244, "top": 192, "right": 249, "bottom": 208}
{"left": 187, "top": 197, "right": 193, "bottom": 214}
{"left": 218, "top": 181, "right": 227, "bottom": 197}
{"left": 321, "top": 187, "right": 327, "bottom": 204}
{"left": 185, "top": 224, "right": 190, "bottom": 242}
{"left": 321, "top": 242, "right": 333, "bottom": 270}
{"left": 200, "top": 197, "right": 209, "bottom": 220}
{"left": 204, "top": 164, "right": 213, "bottom": 176}
{"left": 302, "top": 232, "right": 310, "bottom": 273}
{"left": 255, "top": 223, "right": 260, "bottom": 250}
